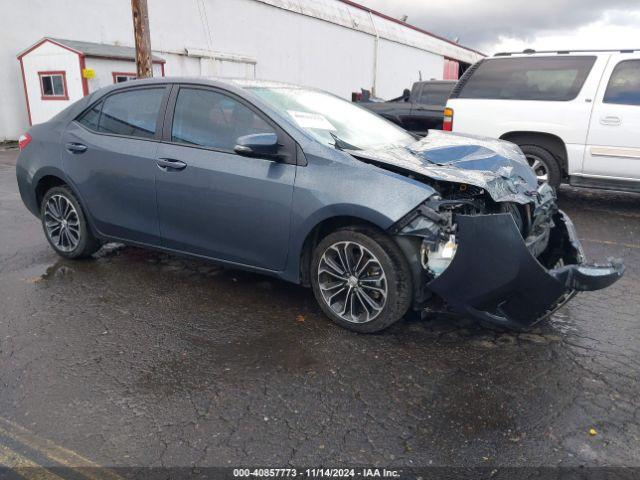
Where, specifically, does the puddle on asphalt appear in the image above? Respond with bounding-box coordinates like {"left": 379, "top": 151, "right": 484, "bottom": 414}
{"left": 22, "top": 261, "right": 74, "bottom": 284}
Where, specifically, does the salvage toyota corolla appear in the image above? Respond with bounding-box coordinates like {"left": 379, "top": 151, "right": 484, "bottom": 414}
{"left": 16, "top": 78, "right": 624, "bottom": 332}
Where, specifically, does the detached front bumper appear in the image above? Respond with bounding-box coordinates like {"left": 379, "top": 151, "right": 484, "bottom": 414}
{"left": 427, "top": 211, "right": 624, "bottom": 329}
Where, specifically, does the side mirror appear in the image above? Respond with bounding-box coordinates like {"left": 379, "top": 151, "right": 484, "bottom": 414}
{"left": 234, "top": 133, "right": 280, "bottom": 159}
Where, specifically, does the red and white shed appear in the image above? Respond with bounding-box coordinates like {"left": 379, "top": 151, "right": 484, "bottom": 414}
{"left": 17, "top": 37, "right": 165, "bottom": 125}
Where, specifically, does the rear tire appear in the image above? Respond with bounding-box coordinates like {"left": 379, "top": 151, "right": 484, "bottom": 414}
{"left": 520, "top": 144, "right": 562, "bottom": 189}
{"left": 41, "top": 186, "right": 100, "bottom": 259}
{"left": 310, "top": 226, "right": 413, "bottom": 333}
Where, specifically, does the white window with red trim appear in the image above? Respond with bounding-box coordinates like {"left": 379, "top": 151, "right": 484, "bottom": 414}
{"left": 39, "top": 71, "right": 68, "bottom": 100}
{"left": 112, "top": 72, "right": 137, "bottom": 84}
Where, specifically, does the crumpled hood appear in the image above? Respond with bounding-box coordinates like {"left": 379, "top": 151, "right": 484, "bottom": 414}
{"left": 353, "top": 130, "right": 540, "bottom": 204}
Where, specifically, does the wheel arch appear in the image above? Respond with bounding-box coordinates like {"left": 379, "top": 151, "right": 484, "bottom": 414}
{"left": 297, "top": 215, "right": 389, "bottom": 287}
{"left": 33, "top": 171, "right": 100, "bottom": 239}
{"left": 35, "top": 175, "right": 68, "bottom": 211}
{"left": 499, "top": 131, "right": 568, "bottom": 178}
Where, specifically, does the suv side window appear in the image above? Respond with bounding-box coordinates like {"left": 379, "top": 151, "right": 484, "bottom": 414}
{"left": 171, "top": 88, "right": 275, "bottom": 151}
{"left": 458, "top": 56, "right": 596, "bottom": 101}
{"left": 603, "top": 60, "right": 640, "bottom": 106}
{"left": 77, "top": 88, "right": 164, "bottom": 139}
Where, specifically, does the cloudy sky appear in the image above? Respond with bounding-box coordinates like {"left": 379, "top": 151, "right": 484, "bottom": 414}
{"left": 358, "top": 0, "right": 640, "bottom": 55}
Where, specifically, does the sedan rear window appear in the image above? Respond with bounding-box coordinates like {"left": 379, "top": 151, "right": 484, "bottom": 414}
{"left": 458, "top": 56, "right": 596, "bottom": 101}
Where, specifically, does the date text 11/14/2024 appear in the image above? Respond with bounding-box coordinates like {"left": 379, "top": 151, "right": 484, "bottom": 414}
{"left": 233, "top": 468, "right": 400, "bottom": 478}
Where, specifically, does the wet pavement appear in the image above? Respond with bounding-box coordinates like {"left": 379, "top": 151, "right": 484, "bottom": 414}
{"left": 0, "top": 148, "right": 639, "bottom": 469}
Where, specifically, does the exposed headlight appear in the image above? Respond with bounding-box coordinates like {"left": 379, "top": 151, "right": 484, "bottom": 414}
{"left": 422, "top": 235, "right": 457, "bottom": 277}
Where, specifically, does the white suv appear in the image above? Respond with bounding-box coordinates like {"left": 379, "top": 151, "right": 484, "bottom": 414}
{"left": 444, "top": 50, "right": 640, "bottom": 191}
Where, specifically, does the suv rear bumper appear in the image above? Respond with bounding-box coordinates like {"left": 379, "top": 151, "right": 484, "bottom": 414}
{"left": 427, "top": 211, "right": 624, "bottom": 329}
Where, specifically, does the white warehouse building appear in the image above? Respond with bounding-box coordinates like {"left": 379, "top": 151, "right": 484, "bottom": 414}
{"left": 2, "top": 0, "right": 484, "bottom": 140}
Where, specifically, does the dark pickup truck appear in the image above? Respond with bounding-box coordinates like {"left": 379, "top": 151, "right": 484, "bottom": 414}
{"left": 359, "top": 80, "right": 456, "bottom": 136}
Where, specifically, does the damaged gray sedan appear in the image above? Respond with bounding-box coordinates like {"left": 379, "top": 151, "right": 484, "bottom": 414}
{"left": 16, "top": 78, "right": 623, "bottom": 333}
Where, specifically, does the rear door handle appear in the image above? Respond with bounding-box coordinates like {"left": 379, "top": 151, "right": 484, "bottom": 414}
{"left": 157, "top": 158, "right": 187, "bottom": 171}
{"left": 600, "top": 115, "right": 622, "bottom": 126}
{"left": 65, "top": 142, "right": 87, "bottom": 154}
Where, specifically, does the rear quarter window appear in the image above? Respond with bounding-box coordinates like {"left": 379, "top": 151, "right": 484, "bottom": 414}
{"left": 457, "top": 56, "right": 596, "bottom": 101}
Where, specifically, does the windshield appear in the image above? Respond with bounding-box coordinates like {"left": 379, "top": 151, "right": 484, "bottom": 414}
{"left": 248, "top": 87, "right": 415, "bottom": 150}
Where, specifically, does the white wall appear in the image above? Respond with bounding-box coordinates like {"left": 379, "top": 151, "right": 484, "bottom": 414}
{"left": 21, "top": 41, "right": 83, "bottom": 125}
{"left": 84, "top": 57, "right": 163, "bottom": 92}
{"left": 376, "top": 39, "right": 444, "bottom": 99}
{"left": 1, "top": 0, "right": 483, "bottom": 140}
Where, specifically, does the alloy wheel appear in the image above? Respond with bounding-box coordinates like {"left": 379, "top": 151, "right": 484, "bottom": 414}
{"left": 317, "top": 241, "right": 388, "bottom": 323}
{"left": 526, "top": 153, "right": 549, "bottom": 184}
{"left": 44, "top": 194, "right": 80, "bottom": 252}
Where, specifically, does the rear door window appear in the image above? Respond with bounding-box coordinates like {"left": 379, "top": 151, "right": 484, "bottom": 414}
{"left": 78, "top": 88, "right": 165, "bottom": 139}
{"left": 603, "top": 60, "right": 640, "bottom": 106}
{"left": 170, "top": 88, "right": 275, "bottom": 151}
{"left": 458, "top": 56, "right": 596, "bottom": 101}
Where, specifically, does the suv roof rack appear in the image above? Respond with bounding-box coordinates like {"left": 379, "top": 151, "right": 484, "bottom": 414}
{"left": 494, "top": 49, "right": 640, "bottom": 56}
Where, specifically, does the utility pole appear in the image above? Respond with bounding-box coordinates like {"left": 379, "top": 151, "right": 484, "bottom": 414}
{"left": 131, "top": 0, "right": 153, "bottom": 78}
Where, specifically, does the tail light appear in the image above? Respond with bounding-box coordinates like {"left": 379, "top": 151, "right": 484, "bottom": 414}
{"left": 18, "top": 133, "right": 32, "bottom": 151}
{"left": 443, "top": 107, "right": 453, "bottom": 131}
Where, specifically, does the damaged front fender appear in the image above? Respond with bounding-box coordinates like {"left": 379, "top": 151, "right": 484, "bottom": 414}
{"left": 426, "top": 211, "right": 624, "bottom": 329}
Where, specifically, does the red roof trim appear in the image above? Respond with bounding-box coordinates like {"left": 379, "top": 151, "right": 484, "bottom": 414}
{"left": 17, "top": 38, "right": 83, "bottom": 59}
{"left": 17, "top": 37, "right": 166, "bottom": 64}
{"left": 337, "top": 0, "right": 485, "bottom": 57}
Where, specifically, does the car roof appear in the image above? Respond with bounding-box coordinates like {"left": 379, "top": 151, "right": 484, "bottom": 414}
{"left": 493, "top": 49, "right": 640, "bottom": 57}
{"left": 104, "top": 76, "right": 313, "bottom": 92}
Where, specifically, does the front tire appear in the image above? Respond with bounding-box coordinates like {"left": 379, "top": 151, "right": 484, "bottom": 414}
{"left": 41, "top": 186, "right": 100, "bottom": 259}
{"left": 310, "top": 227, "right": 413, "bottom": 333}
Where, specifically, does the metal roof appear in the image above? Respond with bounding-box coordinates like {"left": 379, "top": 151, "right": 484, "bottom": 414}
{"left": 337, "top": 0, "right": 484, "bottom": 56}
{"left": 253, "top": 0, "right": 485, "bottom": 63}
{"left": 18, "top": 37, "right": 165, "bottom": 62}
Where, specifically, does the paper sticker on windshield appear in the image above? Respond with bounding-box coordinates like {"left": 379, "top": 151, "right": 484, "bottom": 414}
{"left": 287, "top": 110, "right": 336, "bottom": 131}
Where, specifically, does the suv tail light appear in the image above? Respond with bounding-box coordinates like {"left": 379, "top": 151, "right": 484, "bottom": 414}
{"left": 443, "top": 108, "right": 453, "bottom": 131}
{"left": 18, "top": 133, "right": 32, "bottom": 151}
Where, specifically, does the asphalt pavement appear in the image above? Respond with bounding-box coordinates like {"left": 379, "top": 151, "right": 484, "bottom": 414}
{"left": 0, "top": 148, "right": 638, "bottom": 472}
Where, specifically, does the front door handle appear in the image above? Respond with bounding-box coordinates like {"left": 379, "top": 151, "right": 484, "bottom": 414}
{"left": 157, "top": 158, "right": 187, "bottom": 171}
{"left": 65, "top": 142, "right": 87, "bottom": 154}
{"left": 600, "top": 115, "right": 622, "bottom": 126}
